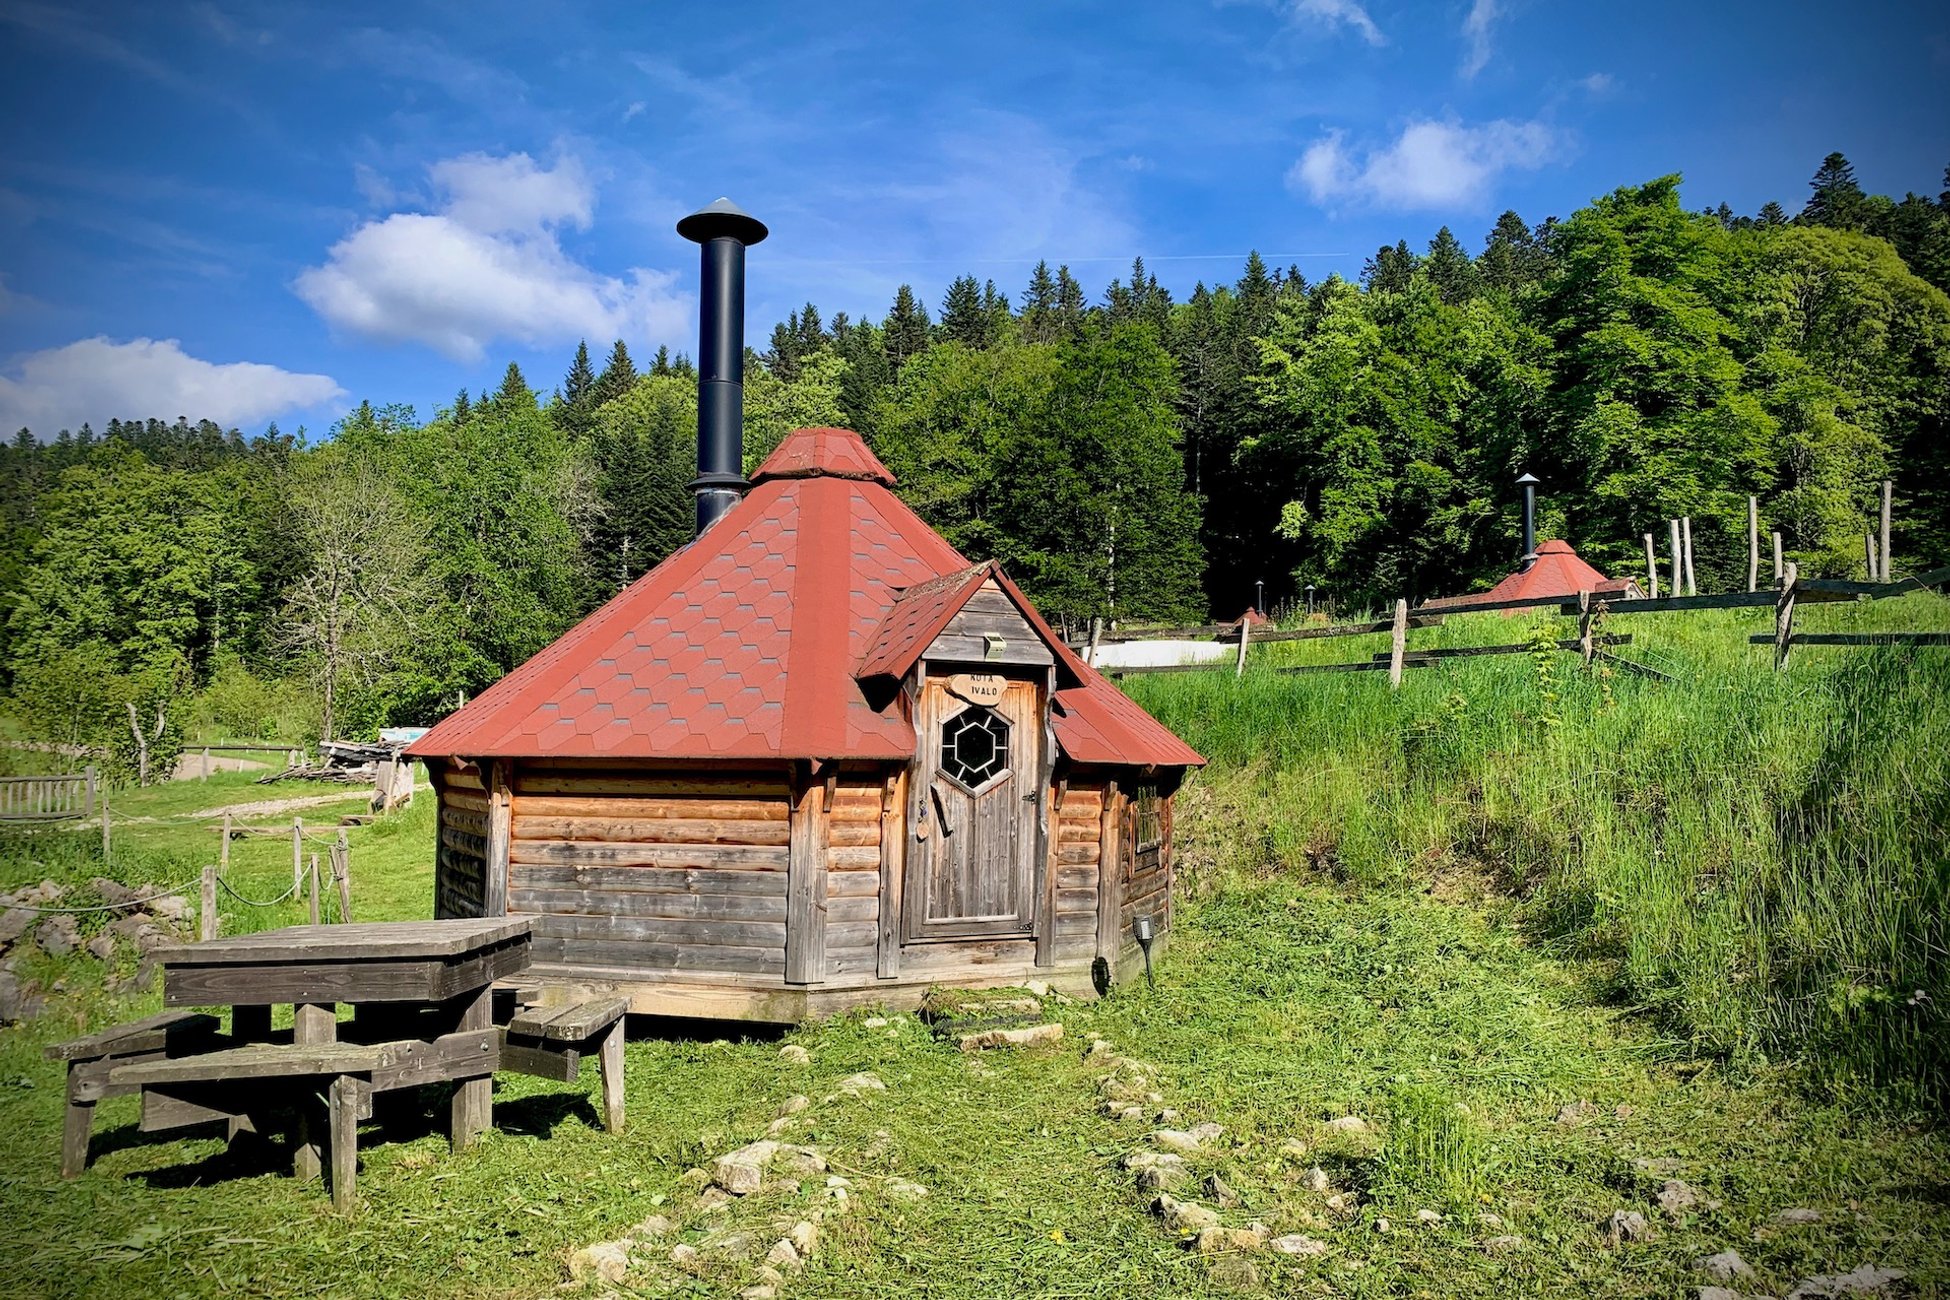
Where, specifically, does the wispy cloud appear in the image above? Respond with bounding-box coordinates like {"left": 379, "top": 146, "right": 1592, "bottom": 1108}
{"left": 1, "top": 2, "right": 259, "bottom": 122}
{"left": 294, "top": 151, "right": 686, "bottom": 362}
{"left": 1460, "top": 0, "right": 1501, "bottom": 78}
{"left": 1579, "top": 72, "right": 1615, "bottom": 95}
{"left": 0, "top": 337, "right": 342, "bottom": 435}
{"left": 1289, "top": 0, "right": 1385, "bottom": 46}
{"left": 1289, "top": 116, "right": 1559, "bottom": 210}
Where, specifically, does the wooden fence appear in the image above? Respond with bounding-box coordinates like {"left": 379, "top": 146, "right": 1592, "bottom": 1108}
{"left": 1088, "top": 564, "right": 1950, "bottom": 687}
{"left": 0, "top": 767, "right": 97, "bottom": 821}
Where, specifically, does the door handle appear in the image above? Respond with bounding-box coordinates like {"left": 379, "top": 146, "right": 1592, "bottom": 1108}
{"left": 931, "top": 785, "right": 954, "bottom": 837}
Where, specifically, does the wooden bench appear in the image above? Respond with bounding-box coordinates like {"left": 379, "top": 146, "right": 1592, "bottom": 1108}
{"left": 46, "top": 1011, "right": 221, "bottom": 1178}
{"left": 498, "top": 997, "right": 627, "bottom": 1133}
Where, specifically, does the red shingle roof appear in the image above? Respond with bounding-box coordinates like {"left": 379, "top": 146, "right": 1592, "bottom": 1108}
{"left": 406, "top": 427, "right": 1201, "bottom": 769}
{"left": 1421, "top": 540, "right": 1631, "bottom": 611}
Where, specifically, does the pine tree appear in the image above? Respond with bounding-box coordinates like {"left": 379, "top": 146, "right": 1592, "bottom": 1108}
{"left": 1757, "top": 201, "right": 1788, "bottom": 227}
{"left": 452, "top": 389, "right": 472, "bottom": 425}
{"left": 555, "top": 341, "right": 598, "bottom": 435}
{"left": 766, "top": 316, "right": 802, "bottom": 382}
{"left": 1363, "top": 240, "right": 1417, "bottom": 294}
{"left": 590, "top": 340, "right": 638, "bottom": 410}
{"left": 1802, "top": 152, "right": 1868, "bottom": 230}
{"left": 1052, "top": 265, "right": 1087, "bottom": 340}
{"left": 885, "top": 285, "right": 932, "bottom": 370}
{"left": 938, "top": 275, "right": 989, "bottom": 346}
{"left": 1021, "top": 260, "right": 1059, "bottom": 343}
{"left": 651, "top": 345, "right": 673, "bottom": 376}
{"left": 494, "top": 362, "right": 533, "bottom": 408}
{"left": 1424, "top": 227, "right": 1480, "bottom": 303}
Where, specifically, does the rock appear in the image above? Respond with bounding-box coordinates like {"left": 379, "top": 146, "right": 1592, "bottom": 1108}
{"left": 1324, "top": 1193, "right": 1354, "bottom": 1214}
{"left": 1205, "top": 1256, "right": 1260, "bottom": 1292}
{"left": 1773, "top": 1208, "right": 1823, "bottom": 1225}
{"left": 1024, "top": 980, "right": 1053, "bottom": 997}
{"left": 682, "top": 1166, "right": 710, "bottom": 1187}
{"left": 668, "top": 1243, "right": 700, "bottom": 1269}
{"left": 1151, "top": 1128, "right": 1208, "bottom": 1154}
{"left": 1483, "top": 1235, "right": 1524, "bottom": 1253}
{"left": 778, "top": 1145, "right": 826, "bottom": 1177}
{"left": 0, "top": 970, "right": 24, "bottom": 1023}
{"left": 36, "top": 914, "right": 79, "bottom": 957}
{"left": 837, "top": 1071, "right": 885, "bottom": 1094}
{"left": 1697, "top": 1251, "right": 1755, "bottom": 1283}
{"left": 1203, "top": 1173, "right": 1239, "bottom": 1208}
{"left": 149, "top": 894, "right": 190, "bottom": 923}
{"left": 1278, "top": 1139, "right": 1310, "bottom": 1160}
{"left": 1192, "top": 1225, "right": 1268, "bottom": 1254}
{"left": 33, "top": 880, "right": 65, "bottom": 904}
{"left": 567, "top": 1242, "right": 630, "bottom": 1284}
{"left": 1785, "top": 1264, "right": 1906, "bottom": 1297}
{"left": 1602, "top": 1210, "right": 1652, "bottom": 1243}
{"left": 1156, "top": 1108, "right": 1180, "bottom": 1124}
{"left": 0, "top": 909, "right": 33, "bottom": 949}
{"left": 631, "top": 1214, "right": 674, "bottom": 1240}
{"left": 1152, "top": 1194, "right": 1222, "bottom": 1234}
{"left": 788, "top": 1220, "right": 818, "bottom": 1255}
{"left": 1302, "top": 1166, "right": 1332, "bottom": 1192}
{"left": 863, "top": 1016, "right": 889, "bottom": 1028}
{"left": 884, "top": 1178, "right": 929, "bottom": 1202}
{"left": 90, "top": 877, "right": 144, "bottom": 912}
{"left": 1415, "top": 1209, "right": 1443, "bottom": 1226}
{"left": 959, "top": 1023, "right": 1064, "bottom": 1052}
{"left": 704, "top": 1230, "right": 763, "bottom": 1262}
{"left": 1374, "top": 1217, "right": 1392, "bottom": 1234}
{"left": 1270, "top": 1234, "right": 1330, "bottom": 1257}
{"left": 764, "top": 1239, "right": 801, "bottom": 1271}
{"left": 713, "top": 1140, "right": 781, "bottom": 1195}
{"left": 1126, "top": 1150, "right": 1191, "bottom": 1192}
{"left": 1557, "top": 1100, "right": 1600, "bottom": 1124}
{"left": 85, "top": 934, "right": 115, "bottom": 962}
{"left": 1658, "top": 1180, "right": 1701, "bottom": 1216}
{"left": 1084, "top": 1039, "right": 1116, "bottom": 1059}
{"left": 779, "top": 1044, "right": 811, "bottom": 1065}
{"left": 698, "top": 1186, "right": 733, "bottom": 1211}
{"left": 1699, "top": 1288, "right": 1744, "bottom": 1300}
{"left": 1189, "top": 1122, "right": 1223, "bottom": 1143}
{"left": 1324, "top": 1115, "right": 1368, "bottom": 1134}
{"left": 739, "top": 1288, "right": 777, "bottom": 1300}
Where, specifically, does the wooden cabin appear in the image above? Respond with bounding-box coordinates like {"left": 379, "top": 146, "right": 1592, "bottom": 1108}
{"left": 407, "top": 427, "right": 1203, "bottom": 1021}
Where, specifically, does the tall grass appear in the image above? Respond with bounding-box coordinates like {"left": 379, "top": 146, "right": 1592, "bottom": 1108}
{"left": 1128, "top": 593, "right": 1950, "bottom": 1106}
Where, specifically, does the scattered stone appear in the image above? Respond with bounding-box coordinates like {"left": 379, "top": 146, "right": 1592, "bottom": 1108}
{"left": 838, "top": 1072, "right": 886, "bottom": 1095}
{"left": 680, "top": 1167, "right": 710, "bottom": 1187}
{"left": 36, "top": 914, "right": 79, "bottom": 957}
{"left": 1324, "top": 1193, "right": 1354, "bottom": 1214}
{"left": 1373, "top": 1218, "right": 1392, "bottom": 1234}
{"left": 714, "top": 1140, "right": 782, "bottom": 1195}
{"left": 739, "top": 1288, "right": 776, "bottom": 1300}
{"left": 1556, "top": 1100, "right": 1600, "bottom": 1124}
{"left": 0, "top": 970, "right": 26, "bottom": 1023}
{"left": 1415, "top": 1209, "right": 1443, "bottom": 1226}
{"left": 149, "top": 894, "right": 190, "bottom": 923}
{"left": 1483, "top": 1235, "right": 1524, "bottom": 1253}
{"left": 86, "top": 934, "right": 116, "bottom": 962}
{"left": 1152, "top": 1194, "right": 1222, "bottom": 1234}
{"left": 1278, "top": 1139, "right": 1310, "bottom": 1160}
{"left": 1205, "top": 1255, "right": 1260, "bottom": 1291}
{"left": 1125, "top": 1150, "right": 1191, "bottom": 1192}
{"left": 703, "top": 1230, "right": 763, "bottom": 1262}
{"left": 1785, "top": 1264, "right": 1906, "bottom": 1298}
{"left": 764, "top": 1239, "right": 802, "bottom": 1271}
{"left": 1698, "top": 1287, "right": 1743, "bottom": 1300}
{"left": 1774, "top": 1208, "right": 1824, "bottom": 1226}
{"left": 631, "top": 1214, "right": 674, "bottom": 1240}
{"left": 863, "top": 1016, "right": 889, "bottom": 1028}
{"left": 778, "top": 1145, "right": 826, "bottom": 1177}
{"left": 1084, "top": 1039, "right": 1116, "bottom": 1059}
{"left": 0, "top": 909, "right": 33, "bottom": 949}
{"left": 1324, "top": 1115, "right": 1368, "bottom": 1134}
{"left": 779, "top": 1044, "right": 811, "bottom": 1065}
{"left": 669, "top": 1243, "right": 700, "bottom": 1269}
{"left": 884, "top": 1178, "right": 929, "bottom": 1202}
{"left": 1151, "top": 1128, "right": 1211, "bottom": 1154}
{"left": 1193, "top": 1225, "right": 1268, "bottom": 1254}
{"left": 698, "top": 1186, "right": 733, "bottom": 1212}
{"left": 1156, "top": 1108, "right": 1180, "bottom": 1124}
{"left": 32, "top": 881, "right": 65, "bottom": 904}
{"left": 1697, "top": 1251, "right": 1756, "bottom": 1283}
{"left": 788, "top": 1220, "right": 818, "bottom": 1255}
{"left": 1658, "top": 1180, "right": 1701, "bottom": 1216}
{"left": 1024, "top": 980, "right": 1052, "bottom": 997}
{"left": 1302, "top": 1166, "right": 1332, "bottom": 1193}
{"left": 1203, "top": 1174, "right": 1239, "bottom": 1208}
{"left": 959, "top": 1023, "right": 1064, "bottom": 1052}
{"left": 1602, "top": 1210, "right": 1653, "bottom": 1243}
{"left": 567, "top": 1242, "right": 630, "bottom": 1285}
{"left": 90, "top": 877, "right": 144, "bottom": 912}
{"left": 1270, "top": 1234, "right": 1330, "bottom": 1257}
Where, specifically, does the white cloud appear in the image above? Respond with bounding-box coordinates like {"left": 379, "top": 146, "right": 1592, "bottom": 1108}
{"left": 1460, "top": 0, "right": 1500, "bottom": 78}
{"left": 622, "top": 100, "right": 647, "bottom": 123}
{"left": 294, "top": 152, "right": 685, "bottom": 362}
{"left": 1580, "top": 71, "right": 1615, "bottom": 95}
{"left": 0, "top": 337, "right": 343, "bottom": 436}
{"left": 1290, "top": 0, "right": 1384, "bottom": 45}
{"left": 1288, "top": 117, "right": 1558, "bottom": 210}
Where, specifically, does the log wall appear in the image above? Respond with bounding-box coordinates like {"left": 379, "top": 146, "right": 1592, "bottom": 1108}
{"left": 433, "top": 769, "right": 489, "bottom": 919}
{"left": 826, "top": 768, "right": 887, "bottom": 978}
{"left": 1119, "top": 786, "right": 1173, "bottom": 950}
{"left": 1053, "top": 781, "right": 1107, "bottom": 963}
{"left": 506, "top": 764, "right": 794, "bottom": 978}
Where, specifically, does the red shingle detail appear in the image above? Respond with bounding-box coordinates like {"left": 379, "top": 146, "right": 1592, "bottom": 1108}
{"left": 406, "top": 427, "right": 1200, "bottom": 769}
{"left": 1421, "top": 540, "right": 1628, "bottom": 611}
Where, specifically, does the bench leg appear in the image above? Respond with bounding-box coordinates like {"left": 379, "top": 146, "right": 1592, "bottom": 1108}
{"left": 450, "top": 986, "right": 492, "bottom": 1152}
{"left": 291, "top": 1001, "right": 335, "bottom": 1179}
{"left": 328, "top": 1076, "right": 362, "bottom": 1213}
{"left": 598, "top": 1021, "right": 625, "bottom": 1133}
{"left": 61, "top": 1097, "right": 95, "bottom": 1179}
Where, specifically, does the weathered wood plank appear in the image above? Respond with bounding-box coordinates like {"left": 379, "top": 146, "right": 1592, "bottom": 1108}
{"left": 46, "top": 1011, "right": 220, "bottom": 1063}
{"left": 511, "top": 885, "right": 786, "bottom": 923}
{"left": 530, "top": 935, "right": 786, "bottom": 976}
{"left": 512, "top": 815, "right": 791, "bottom": 846}
{"left": 508, "top": 840, "right": 789, "bottom": 870}
{"left": 533, "top": 912, "right": 786, "bottom": 948}
{"left": 514, "top": 795, "right": 788, "bottom": 821}
{"left": 515, "top": 774, "right": 791, "bottom": 797}
{"left": 785, "top": 767, "right": 828, "bottom": 986}
{"left": 511, "top": 863, "right": 786, "bottom": 895}
{"left": 1748, "top": 631, "right": 1950, "bottom": 647}
{"left": 111, "top": 1041, "right": 389, "bottom": 1086}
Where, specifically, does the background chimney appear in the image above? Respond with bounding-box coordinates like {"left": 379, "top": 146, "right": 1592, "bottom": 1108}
{"left": 677, "top": 198, "right": 768, "bottom": 536}
{"left": 1517, "top": 472, "right": 1540, "bottom": 566}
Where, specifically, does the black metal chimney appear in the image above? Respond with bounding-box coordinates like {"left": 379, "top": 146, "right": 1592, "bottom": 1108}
{"left": 1517, "top": 472, "right": 1540, "bottom": 566}
{"left": 676, "top": 198, "right": 768, "bottom": 535}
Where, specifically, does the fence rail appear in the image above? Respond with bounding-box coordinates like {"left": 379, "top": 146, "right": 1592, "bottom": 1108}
{"left": 0, "top": 767, "right": 97, "bottom": 822}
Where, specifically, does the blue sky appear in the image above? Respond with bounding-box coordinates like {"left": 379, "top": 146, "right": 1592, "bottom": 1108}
{"left": 1, "top": 1, "right": 1945, "bottom": 438}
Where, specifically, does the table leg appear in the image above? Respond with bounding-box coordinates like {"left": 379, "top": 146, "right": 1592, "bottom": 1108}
{"left": 449, "top": 986, "right": 492, "bottom": 1152}
{"left": 232, "top": 1005, "right": 271, "bottom": 1042}
{"left": 291, "top": 1003, "right": 335, "bottom": 1181}
{"left": 61, "top": 1093, "right": 94, "bottom": 1179}
{"left": 329, "top": 1075, "right": 364, "bottom": 1213}
{"left": 598, "top": 1021, "right": 625, "bottom": 1133}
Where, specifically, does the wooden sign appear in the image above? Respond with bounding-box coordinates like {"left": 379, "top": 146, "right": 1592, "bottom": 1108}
{"left": 945, "top": 673, "right": 1006, "bottom": 706}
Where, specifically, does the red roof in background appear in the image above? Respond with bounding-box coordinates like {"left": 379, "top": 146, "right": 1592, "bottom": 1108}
{"left": 1421, "top": 540, "right": 1633, "bottom": 611}
{"left": 407, "top": 427, "right": 1201, "bottom": 769}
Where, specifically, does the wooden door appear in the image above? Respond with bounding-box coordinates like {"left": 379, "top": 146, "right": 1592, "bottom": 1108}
{"left": 904, "top": 674, "right": 1043, "bottom": 942}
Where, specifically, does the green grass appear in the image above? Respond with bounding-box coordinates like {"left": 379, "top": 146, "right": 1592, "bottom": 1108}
{"left": 0, "top": 596, "right": 1945, "bottom": 1297}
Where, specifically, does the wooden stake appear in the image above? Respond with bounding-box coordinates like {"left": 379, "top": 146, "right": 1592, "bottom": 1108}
{"left": 292, "top": 818, "right": 303, "bottom": 896}
{"left": 1865, "top": 533, "right": 1878, "bottom": 582}
{"left": 1881, "top": 479, "right": 1893, "bottom": 581}
{"left": 333, "top": 840, "right": 353, "bottom": 924}
{"left": 308, "top": 854, "right": 321, "bottom": 925}
{"left": 1577, "top": 590, "right": 1596, "bottom": 667}
{"left": 1387, "top": 598, "right": 1409, "bottom": 689}
{"left": 1668, "top": 519, "right": 1682, "bottom": 598}
{"left": 220, "top": 813, "right": 232, "bottom": 875}
{"left": 1747, "top": 495, "right": 1759, "bottom": 592}
{"left": 1775, "top": 562, "right": 1798, "bottom": 671}
{"left": 100, "top": 788, "right": 110, "bottom": 861}
{"left": 1681, "top": 515, "right": 1696, "bottom": 596}
{"left": 1644, "top": 533, "right": 1658, "bottom": 599}
{"left": 84, "top": 764, "right": 97, "bottom": 818}
{"left": 1772, "top": 530, "right": 1783, "bottom": 581}
{"left": 199, "top": 866, "right": 218, "bottom": 942}
{"left": 201, "top": 746, "right": 211, "bottom": 781}
{"left": 1233, "top": 611, "right": 1251, "bottom": 677}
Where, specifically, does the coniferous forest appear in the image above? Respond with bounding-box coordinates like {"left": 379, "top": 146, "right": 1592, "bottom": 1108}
{"left": 3, "top": 158, "right": 1948, "bottom": 763}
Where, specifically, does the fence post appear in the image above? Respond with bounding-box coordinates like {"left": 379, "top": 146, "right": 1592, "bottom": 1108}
{"left": 220, "top": 813, "right": 232, "bottom": 875}
{"left": 1388, "top": 598, "right": 1409, "bottom": 690}
{"left": 1865, "top": 533, "right": 1878, "bottom": 582}
{"left": 201, "top": 747, "right": 211, "bottom": 781}
{"left": 1681, "top": 516, "right": 1697, "bottom": 596}
{"left": 83, "top": 765, "right": 97, "bottom": 818}
{"left": 100, "top": 787, "right": 110, "bottom": 861}
{"left": 1578, "top": 590, "right": 1596, "bottom": 667}
{"left": 1086, "top": 616, "right": 1102, "bottom": 667}
{"left": 1772, "top": 531, "right": 1783, "bottom": 582}
{"left": 1643, "top": 533, "right": 1658, "bottom": 599}
{"left": 200, "top": 866, "right": 218, "bottom": 942}
{"left": 1747, "top": 495, "right": 1759, "bottom": 592}
{"left": 1775, "top": 562, "right": 1798, "bottom": 672}
{"left": 1668, "top": 519, "right": 1682, "bottom": 598}
{"left": 308, "top": 855, "right": 322, "bottom": 926}
{"left": 1233, "top": 613, "right": 1251, "bottom": 678}
{"left": 333, "top": 840, "right": 354, "bottom": 924}
{"left": 1881, "top": 479, "right": 1893, "bottom": 582}
{"left": 292, "top": 818, "right": 303, "bottom": 896}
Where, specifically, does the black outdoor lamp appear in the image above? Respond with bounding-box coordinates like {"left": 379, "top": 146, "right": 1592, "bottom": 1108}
{"left": 1132, "top": 915, "right": 1156, "bottom": 987}
{"left": 1255, "top": 579, "right": 1264, "bottom": 612}
{"left": 1304, "top": 584, "right": 1316, "bottom": 616}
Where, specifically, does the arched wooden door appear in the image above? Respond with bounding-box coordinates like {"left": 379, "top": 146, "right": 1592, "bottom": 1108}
{"left": 904, "top": 672, "right": 1044, "bottom": 942}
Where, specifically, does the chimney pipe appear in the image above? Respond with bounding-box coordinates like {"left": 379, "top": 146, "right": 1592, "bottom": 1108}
{"left": 1517, "top": 472, "right": 1539, "bottom": 566}
{"left": 677, "top": 198, "right": 768, "bottom": 536}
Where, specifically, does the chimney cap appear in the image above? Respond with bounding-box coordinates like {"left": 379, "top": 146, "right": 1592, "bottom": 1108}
{"left": 1515, "top": 472, "right": 1540, "bottom": 486}
{"left": 677, "top": 197, "right": 768, "bottom": 246}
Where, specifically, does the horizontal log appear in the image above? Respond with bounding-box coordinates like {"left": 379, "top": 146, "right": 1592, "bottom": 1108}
{"left": 1055, "top": 887, "right": 1095, "bottom": 914}
{"left": 827, "top": 870, "right": 879, "bottom": 899}
{"left": 509, "top": 840, "right": 787, "bottom": 871}
{"left": 441, "top": 771, "right": 486, "bottom": 792}
{"left": 1747, "top": 632, "right": 1950, "bottom": 647}
{"left": 498, "top": 1039, "right": 580, "bottom": 1083}
{"left": 532, "top": 912, "right": 785, "bottom": 949}
{"left": 1056, "top": 844, "right": 1099, "bottom": 866}
{"left": 512, "top": 815, "right": 790, "bottom": 847}
{"left": 1369, "top": 634, "right": 1630, "bottom": 662}
{"left": 530, "top": 936, "right": 785, "bottom": 977}
{"left": 440, "top": 826, "right": 488, "bottom": 859}
{"left": 516, "top": 774, "right": 790, "bottom": 798}
{"left": 441, "top": 807, "right": 490, "bottom": 836}
{"left": 442, "top": 791, "right": 490, "bottom": 814}
{"left": 827, "top": 846, "right": 879, "bottom": 870}
{"left": 510, "top": 864, "right": 787, "bottom": 897}
{"left": 1056, "top": 864, "right": 1099, "bottom": 892}
{"left": 512, "top": 886, "right": 786, "bottom": 924}
{"left": 829, "top": 822, "right": 879, "bottom": 848}
{"left": 1058, "top": 822, "right": 1100, "bottom": 844}
{"left": 1278, "top": 660, "right": 1435, "bottom": 675}
{"left": 513, "top": 795, "right": 788, "bottom": 821}
{"left": 827, "top": 896, "right": 877, "bottom": 925}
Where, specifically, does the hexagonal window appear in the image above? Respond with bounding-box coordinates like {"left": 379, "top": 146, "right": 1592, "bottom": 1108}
{"left": 940, "top": 705, "right": 1011, "bottom": 794}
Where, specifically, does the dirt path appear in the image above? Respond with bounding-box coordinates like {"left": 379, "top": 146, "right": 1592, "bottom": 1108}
{"left": 169, "top": 753, "right": 272, "bottom": 781}
{"left": 192, "top": 790, "right": 373, "bottom": 821}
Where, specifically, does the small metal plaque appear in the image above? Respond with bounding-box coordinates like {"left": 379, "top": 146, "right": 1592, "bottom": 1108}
{"left": 945, "top": 673, "right": 1006, "bottom": 706}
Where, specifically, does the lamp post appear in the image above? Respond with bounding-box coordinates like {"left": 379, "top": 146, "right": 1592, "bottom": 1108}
{"left": 1304, "top": 584, "right": 1315, "bottom": 617}
{"left": 1255, "top": 579, "right": 1264, "bottom": 614}
{"left": 1517, "top": 471, "right": 1540, "bottom": 565}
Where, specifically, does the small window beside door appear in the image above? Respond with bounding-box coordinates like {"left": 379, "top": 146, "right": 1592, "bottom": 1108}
{"left": 1129, "top": 783, "right": 1164, "bottom": 875}
{"left": 940, "top": 705, "right": 1011, "bottom": 794}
